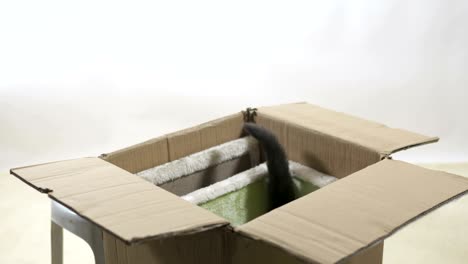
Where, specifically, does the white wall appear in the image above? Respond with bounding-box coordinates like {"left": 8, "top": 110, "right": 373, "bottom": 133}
{"left": 1, "top": 0, "right": 467, "bottom": 170}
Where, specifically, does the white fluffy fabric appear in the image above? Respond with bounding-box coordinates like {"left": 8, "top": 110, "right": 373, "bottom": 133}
{"left": 182, "top": 161, "right": 337, "bottom": 205}
{"left": 290, "top": 161, "right": 337, "bottom": 188}
{"left": 136, "top": 136, "right": 260, "bottom": 185}
{"left": 136, "top": 135, "right": 337, "bottom": 205}
{"left": 182, "top": 163, "right": 268, "bottom": 204}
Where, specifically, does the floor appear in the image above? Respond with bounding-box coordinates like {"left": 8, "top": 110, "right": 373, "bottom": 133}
{"left": 1, "top": 163, "right": 467, "bottom": 264}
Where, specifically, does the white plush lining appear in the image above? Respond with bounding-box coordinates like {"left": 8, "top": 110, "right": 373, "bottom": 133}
{"left": 181, "top": 161, "right": 338, "bottom": 205}
{"left": 135, "top": 135, "right": 337, "bottom": 206}
{"left": 290, "top": 161, "right": 337, "bottom": 188}
{"left": 136, "top": 136, "right": 260, "bottom": 185}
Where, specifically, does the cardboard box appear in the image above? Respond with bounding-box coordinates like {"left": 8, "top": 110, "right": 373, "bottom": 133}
{"left": 10, "top": 103, "right": 468, "bottom": 264}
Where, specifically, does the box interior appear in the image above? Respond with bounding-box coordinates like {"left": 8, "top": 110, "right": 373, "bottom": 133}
{"left": 103, "top": 108, "right": 384, "bottom": 227}
{"left": 134, "top": 134, "right": 339, "bottom": 226}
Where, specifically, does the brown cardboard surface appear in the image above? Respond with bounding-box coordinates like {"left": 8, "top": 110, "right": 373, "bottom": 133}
{"left": 166, "top": 113, "right": 244, "bottom": 161}
{"left": 237, "top": 159, "right": 468, "bottom": 264}
{"left": 256, "top": 113, "right": 381, "bottom": 178}
{"left": 257, "top": 103, "right": 438, "bottom": 156}
{"left": 103, "top": 228, "right": 227, "bottom": 264}
{"left": 101, "top": 135, "right": 169, "bottom": 174}
{"left": 102, "top": 113, "right": 244, "bottom": 173}
{"left": 231, "top": 232, "right": 310, "bottom": 264}
{"left": 10, "top": 157, "right": 228, "bottom": 244}
{"left": 231, "top": 233, "right": 383, "bottom": 264}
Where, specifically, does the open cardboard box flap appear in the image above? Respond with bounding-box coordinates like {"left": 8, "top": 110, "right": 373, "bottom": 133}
{"left": 10, "top": 157, "right": 229, "bottom": 244}
{"left": 8, "top": 102, "right": 461, "bottom": 263}
{"left": 237, "top": 159, "right": 468, "bottom": 264}
{"left": 258, "top": 103, "right": 439, "bottom": 156}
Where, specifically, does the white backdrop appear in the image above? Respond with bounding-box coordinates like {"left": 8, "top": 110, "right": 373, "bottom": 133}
{"left": 1, "top": 0, "right": 467, "bottom": 171}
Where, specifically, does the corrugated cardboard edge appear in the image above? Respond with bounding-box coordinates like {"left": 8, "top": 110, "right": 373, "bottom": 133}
{"left": 100, "top": 112, "right": 244, "bottom": 173}
{"left": 256, "top": 102, "right": 439, "bottom": 157}
{"left": 100, "top": 112, "right": 244, "bottom": 159}
{"left": 387, "top": 139, "right": 439, "bottom": 156}
{"left": 10, "top": 158, "right": 229, "bottom": 246}
{"left": 236, "top": 159, "right": 468, "bottom": 264}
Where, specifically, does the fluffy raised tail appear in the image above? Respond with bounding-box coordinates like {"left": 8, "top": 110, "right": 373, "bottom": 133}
{"left": 243, "top": 123, "right": 296, "bottom": 210}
